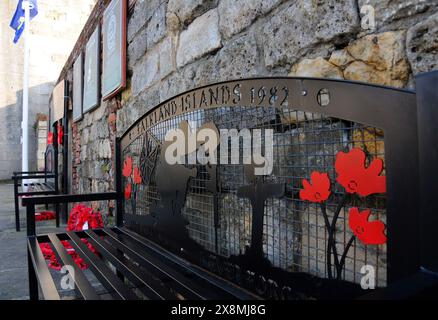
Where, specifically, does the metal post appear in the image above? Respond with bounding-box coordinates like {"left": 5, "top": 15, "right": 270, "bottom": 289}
{"left": 53, "top": 125, "right": 60, "bottom": 227}
{"left": 26, "top": 204, "right": 36, "bottom": 237}
{"left": 54, "top": 125, "right": 58, "bottom": 190}
{"left": 14, "top": 177, "right": 20, "bottom": 231}
{"left": 62, "top": 82, "right": 69, "bottom": 224}
{"left": 416, "top": 70, "right": 438, "bottom": 273}
{"left": 27, "top": 249, "right": 38, "bottom": 300}
{"left": 21, "top": 0, "right": 30, "bottom": 191}
{"left": 115, "top": 138, "right": 123, "bottom": 227}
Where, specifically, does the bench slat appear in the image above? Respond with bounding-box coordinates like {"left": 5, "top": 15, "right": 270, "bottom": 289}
{"left": 42, "top": 183, "right": 56, "bottom": 191}
{"left": 66, "top": 231, "right": 138, "bottom": 300}
{"left": 30, "top": 228, "right": 258, "bottom": 300}
{"left": 19, "top": 180, "right": 55, "bottom": 193}
{"left": 30, "top": 183, "right": 42, "bottom": 193}
{"left": 117, "top": 228, "right": 253, "bottom": 299}
{"left": 103, "top": 228, "right": 229, "bottom": 300}
{"left": 27, "top": 237, "right": 61, "bottom": 300}
{"left": 36, "top": 183, "right": 51, "bottom": 192}
{"left": 102, "top": 229, "right": 206, "bottom": 299}
{"left": 14, "top": 174, "right": 56, "bottom": 180}
{"left": 48, "top": 234, "right": 100, "bottom": 300}
{"left": 118, "top": 227, "right": 260, "bottom": 300}
{"left": 19, "top": 182, "right": 55, "bottom": 192}
{"left": 85, "top": 230, "right": 174, "bottom": 300}
{"left": 18, "top": 191, "right": 57, "bottom": 197}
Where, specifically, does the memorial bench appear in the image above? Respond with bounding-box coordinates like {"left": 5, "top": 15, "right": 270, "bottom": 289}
{"left": 24, "top": 193, "right": 259, "bottom": 300}
{"left": 23, "top": 74, "right": 438, "bottom": 300}
{"left": 13, "top": 142, "right": 59, "bottom": 232}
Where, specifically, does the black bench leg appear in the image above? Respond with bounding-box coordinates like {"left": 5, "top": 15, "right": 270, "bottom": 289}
{"left": 63, "top": 203, "right": 68, "bottom": 224}
{"left": 27, "top": 250, "right": 39, "bottom": 300}
{"left": 55, "top": 204, "right": 60, "bottom": 228}
{"left": 14, "top": 181, "right": 20, "bottom": 232}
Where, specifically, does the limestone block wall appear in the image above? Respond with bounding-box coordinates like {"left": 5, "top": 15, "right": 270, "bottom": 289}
{"left": 59, "top": 0, "right": 438, "bottom": 282}
{"left": 65, "top": 0, "right": 438, "bottom": 196}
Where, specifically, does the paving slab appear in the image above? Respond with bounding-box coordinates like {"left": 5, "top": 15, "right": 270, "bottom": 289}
{"left": 0, "top": 182, "right": 64, "bottom": 300}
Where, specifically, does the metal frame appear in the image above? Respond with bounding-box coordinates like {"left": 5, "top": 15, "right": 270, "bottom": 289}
{"left": 62, "top": 80, "right": 70, "bottom": 223}
{"left": 23, "top": 192, "right": 259, "bottom": 300}
{"left": 121, "top": 77, "right": 420, "bottom": 284}
{"left": 416, "top": 71, "right": 438, "bottom": 274}
{"left": 12, "top": 126, "right": 60, "bottom": 231}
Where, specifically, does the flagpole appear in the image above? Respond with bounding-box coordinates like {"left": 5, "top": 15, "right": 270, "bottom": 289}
{"left": 22, "top": 0, "right": 30, "bottom": 190}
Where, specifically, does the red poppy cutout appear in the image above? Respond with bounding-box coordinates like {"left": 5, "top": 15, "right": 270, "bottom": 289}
{"left": 335, "top": 148, "right": 386, "bottom": 197}
{"left": 35, "top": 211, "right": 55, "bottom": 221}
{"left": 133, "top": 166, "right": 142, "bottom": 185}
{"left": 124, "top": 183, "right": 132, "bottom": 200}
{"left": 47, "top": 132, "right": 54, "bottom": 145}
{"left": 122, "top": 157, "right": 133, "bottom": 178}
{"left": 348, "top": 207, "right": 387, "bottom": 245}
{"left": 57, "top": 124, "right": 63, "bottom": 146}
{"left": 300, "top": 171, "right": 331, "bottom": 203}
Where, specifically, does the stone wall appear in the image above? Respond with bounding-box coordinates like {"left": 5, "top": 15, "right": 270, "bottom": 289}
{"left": 0, "top": 0, "right": 96, "bottom": 179}
{"left": 58, "top": 0, "right": 438, "bottom": 286}
{"left": 65, "top": 0, "right": 438, "bottom": 193}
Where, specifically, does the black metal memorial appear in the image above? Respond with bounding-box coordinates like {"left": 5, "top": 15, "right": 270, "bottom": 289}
{"left": 13, "top": 128, "right": 60, "bottom": 231}
{"left": 23, "top": 74, "right": 438, "bottom": 300}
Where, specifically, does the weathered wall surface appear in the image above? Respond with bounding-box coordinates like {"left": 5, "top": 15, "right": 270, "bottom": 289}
{"left": 57, "top": 0, "right": 438, "bottom": 285}
{"left": 0, "top": 0, "right": 96, "bottom": 179}
{"left": 66, "top": 0, "right": 438, "bottom": 194}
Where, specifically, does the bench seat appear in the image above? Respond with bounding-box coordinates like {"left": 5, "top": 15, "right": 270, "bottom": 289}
{"left": 13, "top": 172, "right": 59, "bottom": 231}
{"left": 20, "top": 181, "right": 56, "bottom": 194}
{"left": 13, "top": 141, "right": 59, "bottom": 231}
{"left": 28, "top": 226, "right": 259, "bottom": 300}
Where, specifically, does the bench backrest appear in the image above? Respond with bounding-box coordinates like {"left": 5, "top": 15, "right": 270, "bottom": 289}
{"left": 116, "top": 77, "right": 420, "bottom": 299}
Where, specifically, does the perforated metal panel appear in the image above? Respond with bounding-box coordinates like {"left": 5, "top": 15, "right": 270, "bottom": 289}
{"left": 120, "top": 78, "right": 418, "bottom": 299}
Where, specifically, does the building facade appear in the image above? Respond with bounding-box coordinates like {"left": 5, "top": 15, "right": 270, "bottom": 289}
{"left": 0, "top": 0, "right": 96, "bottom": 179}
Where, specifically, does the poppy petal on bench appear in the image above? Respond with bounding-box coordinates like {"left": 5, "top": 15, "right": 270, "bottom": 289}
{"left": 12, "top": 144, "right": 59, "bottom": 231}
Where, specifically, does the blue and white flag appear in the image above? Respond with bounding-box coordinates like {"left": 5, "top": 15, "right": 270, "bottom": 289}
{"left": 10, "top": 0, "right": 38, "bottom": 43}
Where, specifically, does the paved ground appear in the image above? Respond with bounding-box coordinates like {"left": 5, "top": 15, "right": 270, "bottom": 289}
{"left": 0, "top": 181, "right": 63, "bottom": 300}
